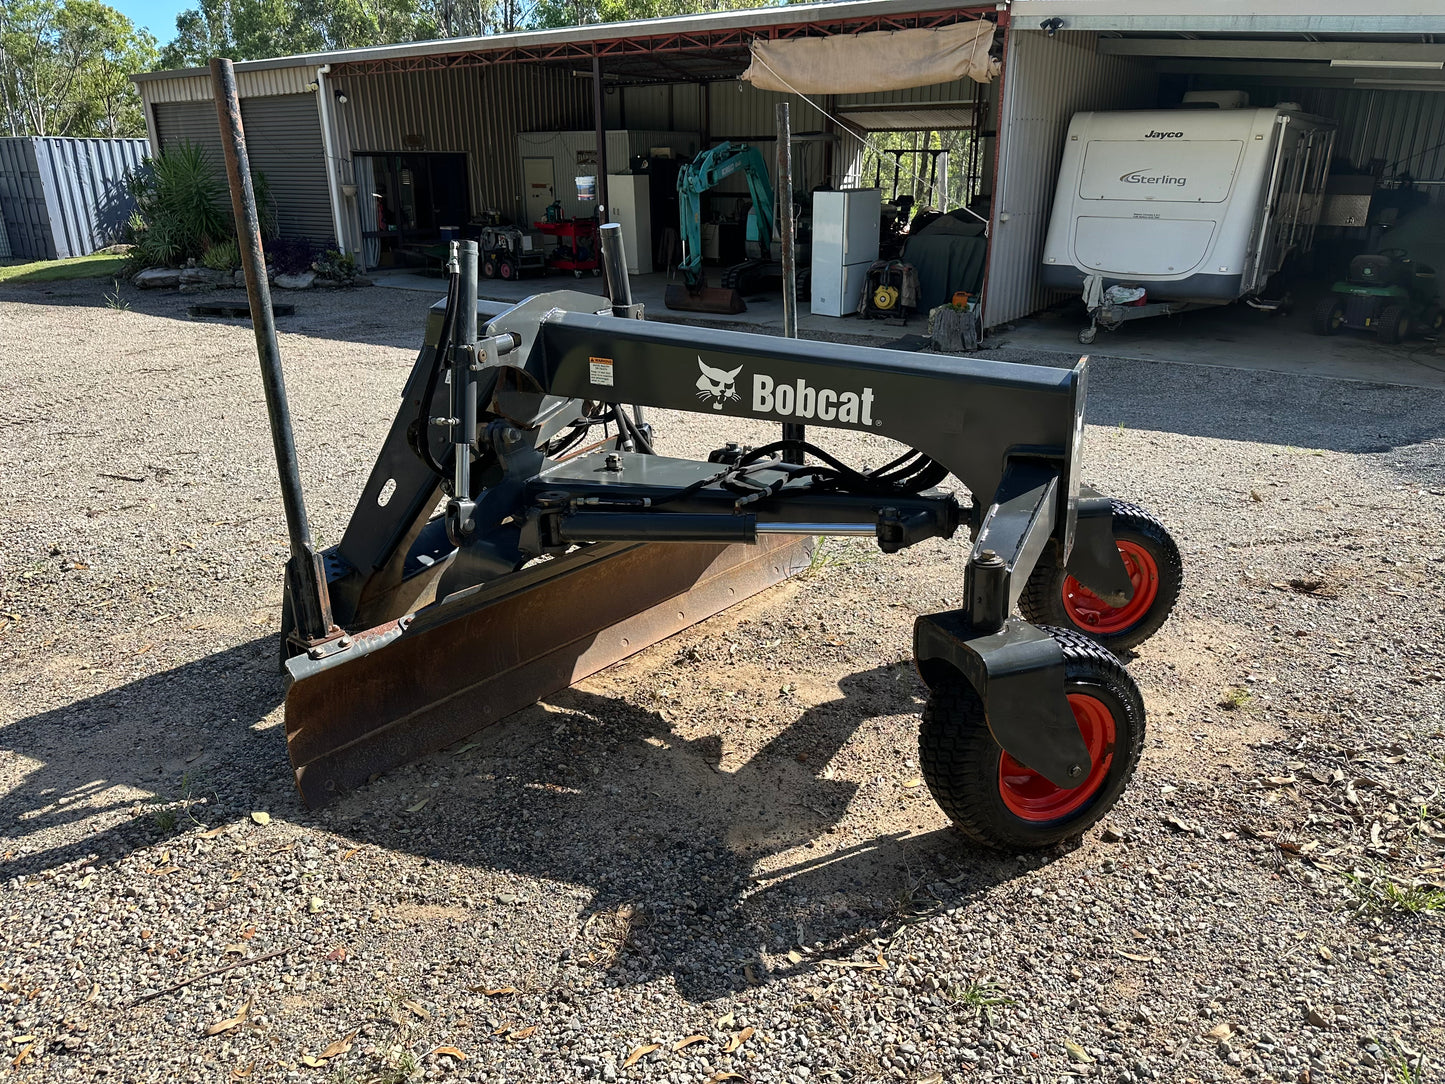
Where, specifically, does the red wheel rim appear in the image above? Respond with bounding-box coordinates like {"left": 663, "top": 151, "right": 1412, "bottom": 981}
{"left": 1061, "top": 539, "right": 1159, "bottom": 635}
{"left": 999, "top": 693, "right": 1116, "bottom": 821}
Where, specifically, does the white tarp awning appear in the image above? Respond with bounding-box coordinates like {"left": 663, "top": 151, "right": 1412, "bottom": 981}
{"left": 741, "top": 20, "right": 998, "bottom": 94}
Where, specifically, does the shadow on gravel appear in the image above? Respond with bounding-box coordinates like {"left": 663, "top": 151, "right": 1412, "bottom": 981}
{"left": 1077, "top": 354, "right": 1445, "bottom": 455}
{"left": 0, "top": 280, "right": 437, "bottom": 353}
{"left": 325, "top": 662, "right": 1046, "bottom": 1001}
{"left": 4, "top": 644, "right": 1046, "bottom": 1001}
{"left": 0, "top": 637, "right": 290, "bottom": 878}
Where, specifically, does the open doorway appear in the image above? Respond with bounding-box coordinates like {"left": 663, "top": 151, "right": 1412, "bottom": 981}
{"left": 840, "top": 111, "right": 992, "bottom": 317}
{"left": 354, "top": 152, "right": 469, "bottom": 269}
{"left": 858, "top": 128, "right": 989, "bottom": 254}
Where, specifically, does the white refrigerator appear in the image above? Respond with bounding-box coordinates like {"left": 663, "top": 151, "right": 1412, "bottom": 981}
{"left": 810, "top": 189, "right": 881, "bottom": 317}
{"left": 607, "top": 173, "right": 652, "bottom": 275}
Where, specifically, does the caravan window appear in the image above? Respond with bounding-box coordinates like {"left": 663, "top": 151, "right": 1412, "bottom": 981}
{"left": 1079, "top": 140, "right": 1243, "bottom": 203}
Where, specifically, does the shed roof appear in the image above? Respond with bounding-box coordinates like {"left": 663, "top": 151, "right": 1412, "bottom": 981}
{"left": 134, "top": 0, "right": 991, "bottom": 85}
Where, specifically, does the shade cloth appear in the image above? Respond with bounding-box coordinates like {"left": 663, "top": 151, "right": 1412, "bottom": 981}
{"left": 742, "top": 20, "right": 998, "bottom": 95}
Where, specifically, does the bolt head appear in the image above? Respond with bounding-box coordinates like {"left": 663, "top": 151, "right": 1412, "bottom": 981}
{"left": 1068, "top": 764, "right": 1084, "bottom": 778}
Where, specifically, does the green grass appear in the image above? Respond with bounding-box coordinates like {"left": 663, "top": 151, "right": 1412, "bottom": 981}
{"left": 0, "top": 253, "right": 129, "bottom": 284}
{"left": 1343, "top": 869, "right": 1445, "bottom": 917}
{"left": 951, "top": 979, "right": 1017, "bottom": 1023}
{"left": 1218, "top": 685, "right": 1254, "bottom": 711}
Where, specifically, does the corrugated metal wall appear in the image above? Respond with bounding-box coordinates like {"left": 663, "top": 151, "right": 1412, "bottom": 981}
{"left": 612, "top": 83, "right": 705, "bottom": 132}
{"left": 836, "top": 77, "right": 980, "bottom": 108}
{"left": 330, "top": 64, "right": 590, "bottom": 255}
{"left": 514, "top": 129, "right": 701, "bottom": 219}
{"left": 0, "top": 137, "right": 148, "bottom": 260}
{"left": 984, "top": 30, "right": 1156, "bottom": 327}
{"left": 611, "top": 78, "right": 980, "bottom": 198}
{"left": 137, "top": 66, "right": 314, "bottom": 105}
{"left": 0, "top": 140, "right": 46, "bottom": 259}
{"left": 154, "top": 97, "right": 334, "bottom": 245}
{"left": 1197, "top": 79, "right": 1445, "bottom": 198}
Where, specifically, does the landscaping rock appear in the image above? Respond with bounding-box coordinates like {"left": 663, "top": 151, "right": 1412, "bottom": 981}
{"left": 178, "top": 267, "right": 228, "bottom": 294}
{"left": 131, "top": 267, "right": 179, "bottom": 289}
{"left": 313, "top": 276, "right": 343, "bottom": 289}
{"left": 274, "top": 271, "right": 316, "bottom": 290}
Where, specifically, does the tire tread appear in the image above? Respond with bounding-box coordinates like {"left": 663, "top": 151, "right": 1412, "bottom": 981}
{"left": 919, "top": 626, "right": 1145, "bottom": 850}
{"left": 1018, "top": 499, "right": 1182, "bottom": 653}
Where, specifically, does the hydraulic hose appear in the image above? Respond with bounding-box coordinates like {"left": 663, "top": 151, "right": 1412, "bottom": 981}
{"left": 415, "top": 266, "right": 461, "bottom": 479}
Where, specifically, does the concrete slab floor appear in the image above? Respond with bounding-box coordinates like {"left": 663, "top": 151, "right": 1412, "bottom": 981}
{"left": 369, "top": 268, "right": 916, "bottom": 345}
{"left": 371, "top": 269, "right": 1445, "bottom": 391}
{"left": 998, "top": 294, "right": 1445, "bottom": 393}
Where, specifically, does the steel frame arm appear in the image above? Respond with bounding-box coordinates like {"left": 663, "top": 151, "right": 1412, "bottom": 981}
{"left": 525, "top": 309, "right": 1084, "bottom": 546}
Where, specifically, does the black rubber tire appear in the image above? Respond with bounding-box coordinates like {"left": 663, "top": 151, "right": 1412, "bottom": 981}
{"left": 919, "top": 626, "right": 1146, "bottom": 850}
{"left": 1377, "top": 304, "right": 1410, "bottom": 345}
{"left": 482, "top": 258, "right": 498, "bottom": 279}
{"left": 498, "top": 257, "right": 517, "bottom": 281}
{"left": 1311, "top": 296, "right": 1344, "bottom": 336}
{"left": 1421, "top": 305, "right": 1444, "bottom": 335}
{"left": 1019, "top": 499, "right": 1182, "bottom": 653}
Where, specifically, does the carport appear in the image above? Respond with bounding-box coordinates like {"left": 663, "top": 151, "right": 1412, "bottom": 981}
{"left": 987, "top": 3, "right": 1445, "bottom": 374}
{"left": 133, "top": 1, "right": 1001, "bottom": 302}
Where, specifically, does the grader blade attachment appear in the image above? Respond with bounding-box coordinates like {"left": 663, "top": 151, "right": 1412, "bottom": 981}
{"left": 283, "top": 536, "right": 811, "bottom": 807}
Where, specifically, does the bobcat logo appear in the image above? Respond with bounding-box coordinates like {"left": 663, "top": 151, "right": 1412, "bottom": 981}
{"left": 696, "top": 357, "right": 742, "bottom": 410}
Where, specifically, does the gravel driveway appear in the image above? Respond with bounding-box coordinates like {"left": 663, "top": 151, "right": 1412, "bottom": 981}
{"left": 1, "top": 279, "right": 1442, "bottom": 1084}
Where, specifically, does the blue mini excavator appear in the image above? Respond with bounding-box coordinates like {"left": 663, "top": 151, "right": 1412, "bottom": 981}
{"left": 665, "top": 141, "right": 784, "bottom": 315}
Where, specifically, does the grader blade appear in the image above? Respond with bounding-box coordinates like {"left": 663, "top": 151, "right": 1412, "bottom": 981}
{"left": 283, "top": 536, "right": 811, "bottom": 807}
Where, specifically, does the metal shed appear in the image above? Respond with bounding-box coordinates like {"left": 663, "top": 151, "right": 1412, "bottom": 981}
{"left": 987, "top": 2, "right": 1445, "bottom": 327}
{"left": 133, "top": 0, "right": 998, "bottom": 269}
{"left": 0, "top": 137, "right": 149, "bottom": 260}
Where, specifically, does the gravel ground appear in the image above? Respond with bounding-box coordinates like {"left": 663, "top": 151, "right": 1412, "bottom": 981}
{"left": 2, "top": 278, "right": 1443, "bottom": 1084}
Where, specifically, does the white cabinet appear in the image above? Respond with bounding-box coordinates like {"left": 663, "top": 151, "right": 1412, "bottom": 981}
{"left": 607, "top": 174, "right": 652, "bottom": 275}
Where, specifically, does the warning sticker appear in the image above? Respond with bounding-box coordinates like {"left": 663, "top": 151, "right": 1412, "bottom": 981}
{"left": 588, "top": 356, "right": 614, "bottom": 386}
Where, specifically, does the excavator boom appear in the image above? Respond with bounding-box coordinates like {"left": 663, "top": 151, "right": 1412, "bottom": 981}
{"left": 666, "top": 141, "right": 776, "bottom": 315}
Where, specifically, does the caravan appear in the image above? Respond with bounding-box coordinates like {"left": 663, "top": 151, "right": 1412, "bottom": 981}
{"left": 1041, "top": 97, "right": 1334, "bottom": 343}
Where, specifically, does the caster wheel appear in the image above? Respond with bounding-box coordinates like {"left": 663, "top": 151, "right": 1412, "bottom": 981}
{"left": 919, "top": 627, "right": 1145, "bottom": 849}
{"left": 1020, "top": 499, "right": 1182, "bottom": 653}
{"left": 592, "top": 268, "right": 601, "bottom": 277}
{"left": 1078, "top": 326, "right": 1097, "bottom": 345}
{"left": 574, "top": 270, "right": 583, "bottom": 279}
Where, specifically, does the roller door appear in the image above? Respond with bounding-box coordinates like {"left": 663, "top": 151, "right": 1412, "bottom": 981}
{"left": 153, "top": 95, "right": 334, "bottom": 247}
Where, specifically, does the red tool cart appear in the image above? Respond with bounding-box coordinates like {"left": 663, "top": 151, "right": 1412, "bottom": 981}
{"left": 535, "top": 217, "right": 601, "bottom": 277}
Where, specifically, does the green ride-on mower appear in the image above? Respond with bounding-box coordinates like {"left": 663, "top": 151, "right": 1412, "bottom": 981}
{"left": 1312, "top": 247, "right": 1443, "bottom": 344}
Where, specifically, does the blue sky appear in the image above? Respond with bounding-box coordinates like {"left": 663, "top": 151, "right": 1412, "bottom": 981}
{"left": 116, "top": 0, "right": 186, "bottom": 43}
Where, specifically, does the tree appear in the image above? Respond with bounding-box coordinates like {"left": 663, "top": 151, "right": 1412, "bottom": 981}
{"left": 154, "top": 0, "right": 794, "bottom": 66}
{"left": 0, "top": 0, "right": 155, "bottom": 137}
{"left": 158, "top": 0, "right": 441, "bottom": 67}
{"left": 525, "top": 0, "right": 775, "bottom": 31}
